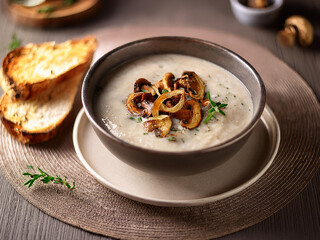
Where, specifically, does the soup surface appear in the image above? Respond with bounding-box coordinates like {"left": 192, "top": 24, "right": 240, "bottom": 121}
{"left": 95, "top": 54, "right": 253, "bottom": 151}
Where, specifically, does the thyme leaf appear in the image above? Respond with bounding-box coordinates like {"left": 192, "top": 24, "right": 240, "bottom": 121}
{"left": 167, "top": 136, "right": 177, "bottom": 141}
{"left": 22, "top": 165, "right": 75, "bottom": 189}
{"left": 162, "top": 89, "right": 169, "bottom": 94}
{"left": 203, "top": 91, "right": 227, "bottom": 124}
{"left": 170, "top": 128, "right": 181, "bottom": 132}
{"left": 9, "top": 33, "right": 21, "bottom": 51}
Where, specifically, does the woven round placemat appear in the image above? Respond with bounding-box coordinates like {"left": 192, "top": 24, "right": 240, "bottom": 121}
{"left": 0, "top": 27, "right": 319, "bottom": 240}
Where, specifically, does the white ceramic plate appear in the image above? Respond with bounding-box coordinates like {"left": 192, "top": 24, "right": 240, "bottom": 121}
{"left": 73, "top": 105, "right": 280, "bottom": 207}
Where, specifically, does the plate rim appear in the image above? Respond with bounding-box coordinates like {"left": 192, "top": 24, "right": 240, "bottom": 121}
{"left": 73, "top": 105, "right": 281, "bottom": 207}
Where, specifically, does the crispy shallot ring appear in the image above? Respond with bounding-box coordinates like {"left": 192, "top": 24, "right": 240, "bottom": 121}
{"left": 142, "top": 115, "right": 172, "bottom": 137}
{"left": 180, "top": 100, "right": 202, "bottom": 130}
{"left": 152, "top": 89, "right": 185, "bottom": 117}
{"left": 165, "top": 94, "right": 181, "bottom": 108}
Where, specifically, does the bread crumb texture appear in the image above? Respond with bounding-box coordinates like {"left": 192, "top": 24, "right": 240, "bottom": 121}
{"left": 4, "top": 36, "right": 97, "bottom": 85}
{"left": 1, "top": 74, "right": 80, "bottom": 133}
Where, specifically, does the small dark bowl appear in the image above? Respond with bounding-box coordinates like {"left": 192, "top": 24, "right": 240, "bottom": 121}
{"left": 230, "top": 0, "right": 283, "bottom": 27}
{"left": 82, "top": 37, "right": 266, "bottom": 175}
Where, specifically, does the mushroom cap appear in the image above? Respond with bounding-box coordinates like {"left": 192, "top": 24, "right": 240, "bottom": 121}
{"left": 126, "top": 92, "right": 154, "bottom": 116}
{"left": 277, "top": 25, "right": 297, "bottom": 47}
{"left": 175, "top": 71, "right": 205, "bottom": 100}
{"left": 142, "top": 115, "right": 172, "bottom": 137}
{"left": 180, "top": 100, "right": 202, "bottom": 130}
{"left": 162, "top": 72, "right": 175, "bottom": 91}
{"left": 134, "top": 78, "right": 152, "bottom": 93}
{"left": 284, "top": 15, "right": 314, "bottom": 47}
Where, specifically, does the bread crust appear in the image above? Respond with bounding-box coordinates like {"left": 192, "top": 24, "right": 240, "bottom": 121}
{"left": 1, "top": 36, "right": 97, "bottom": 100}
{"left": 0, "top": 73, "right": 82, "bottom": 144}
{"left": 0, "top": 36, "right": 97, "bottom": 144}
{"left": 0, "top": 115, "right": 58, "bottom": 144}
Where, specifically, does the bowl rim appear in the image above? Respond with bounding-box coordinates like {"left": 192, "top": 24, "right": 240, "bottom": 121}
{"left": 82, "top": 36, "right": 266, "bottom": 155}
{"left": 230, "top": 0, "right": 283, "bottom": 13}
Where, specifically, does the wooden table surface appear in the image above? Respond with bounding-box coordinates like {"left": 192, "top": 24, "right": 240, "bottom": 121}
{"left": 0, "top": 0, "right": 319, "bottom": 239}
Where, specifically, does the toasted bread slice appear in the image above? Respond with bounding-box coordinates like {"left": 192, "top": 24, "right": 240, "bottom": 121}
{"left": 0, "top": 71, "right": 83, "bottom": 144}
{"left": 1, "top": 36, "right": 97, "bottom": 100}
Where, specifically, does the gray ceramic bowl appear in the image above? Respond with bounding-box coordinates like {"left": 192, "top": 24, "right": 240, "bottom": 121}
{"left": 82, "top": 37, "right": 266, "bottom": 175}
{"left": 230, "top": 0, "right": 283, "bottom": 26}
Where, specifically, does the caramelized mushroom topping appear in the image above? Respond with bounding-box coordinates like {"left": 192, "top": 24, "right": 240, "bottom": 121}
{"left": 180, "top": 100, "right": 202, "bottom": 130}
{"left": 200, "top": 98, "right": 211, "bottom": 107}
{"left": 141, "top": 92, "right": 154, "bottom": 117}
{"left": 126, "top": 92, "right": 154, "bottom": 117}
{"left": 125, "top": 71, "right": 228, "bottom": 139}
{"left": 165, "top": 94, "right": 181, "bottom": 108}
{"left": 151, "top": 73, "right": 175, "bottom": 94}
{"left": 152, "top": 89, "right": 185, "bottom": 117}
{"left": 170, "top": 109, "right": 192, "bottom": 120}
{"left": 152, "top": 80, "right": 164, "bottom": 91}
{"left": 134, "top": 78, "right": 152, "bottom": 93}
{"left": 142, "top": 115, "right": 172, "bottom": 137}
{"left": 133, "top": 78, "right": 156, "bottom": 95}
{"left": 175, "top": 71, "right": 205, "bottom": 100}
{"left": 162, "top": 72, "right": 175, "bottom": 91}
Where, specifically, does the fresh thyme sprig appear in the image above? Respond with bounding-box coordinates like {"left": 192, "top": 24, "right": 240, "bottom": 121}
{"left": 9, "top": 33, "right": 21, "bottom": 51}
{"left": 203, "top": 91, "right": 228, "bottom": 124}
{"left": 22, "top": 165, "right": 75, "bottom": 189}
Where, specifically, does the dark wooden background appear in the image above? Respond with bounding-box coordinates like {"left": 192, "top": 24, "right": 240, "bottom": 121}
{"left": 0, "top": 0, "right": 319, "bottom": 239}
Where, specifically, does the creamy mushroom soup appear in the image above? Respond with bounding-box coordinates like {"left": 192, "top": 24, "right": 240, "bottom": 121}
{"left": 95, "top": 54, "right": 253, "bottom": 151}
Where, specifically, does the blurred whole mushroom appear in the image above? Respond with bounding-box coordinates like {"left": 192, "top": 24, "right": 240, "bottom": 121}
{"left": 277, "top": 15, "right": 314, "bottom": 47}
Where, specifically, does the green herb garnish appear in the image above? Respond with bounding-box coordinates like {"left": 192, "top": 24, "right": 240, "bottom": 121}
{"left": 38, "top": 0, "right": 77, "bottom": 16}
{"left": 38, "top": 6, "right": 55, "bottom": 13}
{"left": 162, "top": 89, "right": 169, "bottom": 94}
{"left": 203, "top": 91, "right": 228, "bottom": 124}
{"left": 137, "top": 117, "right": 142, "bottom": 123}
{"left": 141, "top": 89, "right": 148, "bottom": 93}
{"left": 167, "top": 136, "right": 177, "bottom": 141}
{"left": 129, "top": 117, "right": 135, "bottom": 120}
{"left": 9, "top": 33, "right": 21, "bottom": 51}
{"left": 171, "top": 128, "right": 181, "bottom": 132}
{"left": 23, "top": 165, "right": 75, "bottom": 189}
{"left": 63, "top": 0, "right": 77, "bottom": 6}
